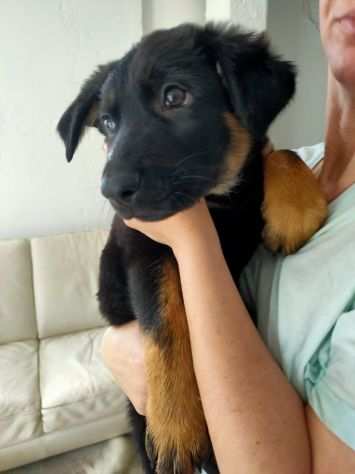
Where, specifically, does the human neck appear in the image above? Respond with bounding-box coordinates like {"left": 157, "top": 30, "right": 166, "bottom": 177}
{"left": 321, "top": 72, "right": 355, "bottom": 202}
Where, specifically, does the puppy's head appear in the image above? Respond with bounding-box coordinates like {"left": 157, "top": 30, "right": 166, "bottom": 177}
{"left": 57, "top": 23, "right": 295, "bottom": 220}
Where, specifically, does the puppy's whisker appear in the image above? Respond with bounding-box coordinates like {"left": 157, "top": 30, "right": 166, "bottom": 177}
{"left": 172, "top": 194, "right": 187, "bottom": 209}
{"left": 173, "top": 175, "right": 214, "bottom": 182}
{"left": 172, "top": 143, "right": 223, "bottom": 175}
{"left": 173, "top": 191, "right": 196, "bottom": 204}
{"left": 171, "top": 176, "right": 215, "bottom": 188}
{"left": 171, "top": 150, "right": 209, "bottom": 176}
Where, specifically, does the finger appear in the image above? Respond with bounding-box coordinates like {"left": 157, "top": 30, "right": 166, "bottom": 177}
{"left": 133, "top": 398, "right": 147, "bottom": 416}
{"left": 123, "top": 218, "right": 139, "bottom": 228}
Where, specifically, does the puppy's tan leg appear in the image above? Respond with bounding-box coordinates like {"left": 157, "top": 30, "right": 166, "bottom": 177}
{"left": 145, "top": 259, "right": 209, "bottom": 474}
{"left": 262, "top": 150, "right": 328, "bottom": 254}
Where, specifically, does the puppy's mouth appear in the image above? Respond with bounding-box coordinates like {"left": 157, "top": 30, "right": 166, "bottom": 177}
{"left": 108, "top": 189, "right": 202, "bottom": 221}
{"left": 103, "top": 165, "right": 222, "bottom": 221}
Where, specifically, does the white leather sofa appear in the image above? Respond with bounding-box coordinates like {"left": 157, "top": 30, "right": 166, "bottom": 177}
{"left": 0, "top": 230, "right": 132, "bottom": 471}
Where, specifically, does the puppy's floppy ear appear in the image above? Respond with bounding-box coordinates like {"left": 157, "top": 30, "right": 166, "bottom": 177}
{"left": 57, "top": 61, "right": 116, "bottom": 162}
{"left": 200, "top": 23, "right": 296, "bottom": 138}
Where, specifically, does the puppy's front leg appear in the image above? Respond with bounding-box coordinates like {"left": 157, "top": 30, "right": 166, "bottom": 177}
{"left": 131, "top": 256, "right": 210, "bottom": 474}
{"left": 98, "top": 237, "right": 155, "bottom": 473}
{"left": 262, "top": 150, "right": 328, "bottom": 254}
{"left": 98, "top": 238, "right": 135, "bottom": 326}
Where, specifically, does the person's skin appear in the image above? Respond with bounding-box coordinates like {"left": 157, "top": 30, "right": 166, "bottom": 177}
{"left": 101, "top": 1, "right": 355, "bottom": 472}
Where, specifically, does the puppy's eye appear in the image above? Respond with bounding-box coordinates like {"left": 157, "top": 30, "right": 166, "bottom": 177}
{"left": 101, "top": 114, "right": 116, "bottom": 132}
{"left": 163, "top": 86, "right": 187, "bottom": 109}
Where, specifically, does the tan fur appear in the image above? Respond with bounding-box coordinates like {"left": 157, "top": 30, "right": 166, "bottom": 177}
{"left": 144, "top": 259, "right": 209, "bottom": 473}
{"left": 85, "top": 102, "right": 99, "bottom": 126}
{"left": 262, "top": 150, "right": 328, "bottom": 254}
{"left": 210, "top": 112, "right": 251, "bottom": 195}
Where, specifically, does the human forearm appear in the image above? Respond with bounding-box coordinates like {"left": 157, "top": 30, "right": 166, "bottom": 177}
{"left": 115, "top": 199, "right": 354, "bottom": 472}
{"left": 174, "top": 238, "right": 312, "bottom": 474}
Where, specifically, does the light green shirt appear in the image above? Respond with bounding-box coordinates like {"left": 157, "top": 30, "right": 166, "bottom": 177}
{"left": 240, "top": 143, "right": 355, "bottom": 450}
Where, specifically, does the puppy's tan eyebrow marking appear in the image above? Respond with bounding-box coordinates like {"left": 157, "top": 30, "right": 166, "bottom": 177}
{"left": 210, "top": 112, "right": 252, "bottom": 195}
{"left": 86, "top": 103, "right": 100, "bottom": 126}
{"left": 102, "top": 88, "right": 116, "bottom": 107}
{"left": 100, "top": 85, "right": 118, "bottom": 115}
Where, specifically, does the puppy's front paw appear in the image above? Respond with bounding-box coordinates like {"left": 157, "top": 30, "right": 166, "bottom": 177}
{"left": 262, "top": 150, "right": 328, "bottom": 254}
{"left": 146, "top": 377, "right": 208, "bottom": 474}
{"left": 155, "top": 450, "right": 194, "bottom": 474}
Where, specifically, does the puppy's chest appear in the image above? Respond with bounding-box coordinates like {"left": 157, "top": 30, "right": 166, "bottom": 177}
{"left": 120, "top": 205, "right": 261, "bottom": 332}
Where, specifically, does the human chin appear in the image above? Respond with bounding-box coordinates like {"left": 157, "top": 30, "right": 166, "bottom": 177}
{"left": 329, "top": 45, "right": 355, "bottom": 86}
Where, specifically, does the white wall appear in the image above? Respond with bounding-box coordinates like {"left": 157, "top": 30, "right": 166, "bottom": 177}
{"left": 206, "top": 0, "right": 233, "bottom": 22}
{"left": 268, "top": 0, "right": 327, "bottom": 149}
{"left": 231, "top": 0, "right": 268, "bottom": 32}
{"left": 143, "top": 0, "right": 205, "bottom": 32}
{"left": 0, "top": 0, "right": 142, "bottom": 240}
{"left": 206, "top": 0, "right": 268, "bottom": 29}
{"left": 1, "top": 0, "right": 326, "bottom": 240}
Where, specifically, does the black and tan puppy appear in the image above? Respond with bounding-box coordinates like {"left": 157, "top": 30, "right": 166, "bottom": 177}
{"left": 57, "top": 23, "right": 327, "bottom": 474}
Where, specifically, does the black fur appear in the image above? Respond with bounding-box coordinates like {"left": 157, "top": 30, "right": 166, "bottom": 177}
{"left": 57, "top": 23, "right": 296, "bottom": 473}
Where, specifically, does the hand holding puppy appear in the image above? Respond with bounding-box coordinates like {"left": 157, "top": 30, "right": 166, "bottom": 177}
{"left": 123, "top": 198, "right": 220, "bottom": 257}
{"left": 101, "top": 321, "right": 148, "bottom": 416}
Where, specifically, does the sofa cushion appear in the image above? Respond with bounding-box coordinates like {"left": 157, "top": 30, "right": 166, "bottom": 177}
{"left": 0, "top": 230, "right": 133, "bottom": 471}
{"left": 0, "top": 239, "right": 37, "bottom": 344}
{"left": 0, "top": 415, "right": 132, "bottom": 472}
{"left": 0, "top": 340, "right": 41, "bottom": 448}
{"left": 31, "top": 230, "right": 109, "bottom": 338}
{"left": 40, "top": 328, "right": 129, "bottom": 434}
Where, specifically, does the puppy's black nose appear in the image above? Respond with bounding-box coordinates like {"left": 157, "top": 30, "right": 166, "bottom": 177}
{"left": 101, "top": 172, "right": 141, "bottom": 204}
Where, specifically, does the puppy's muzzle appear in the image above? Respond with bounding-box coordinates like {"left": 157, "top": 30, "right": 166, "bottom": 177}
{"left": 101, "top": 172, "right": 141, "bottom": 206}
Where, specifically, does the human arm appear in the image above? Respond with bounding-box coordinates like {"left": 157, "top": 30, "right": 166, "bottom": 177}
{"left": 101, "top": 321, "right": 147, "bottom": 416}
{"left": 166, "top": 202, "right": 311, "bottom": 473}
{"left": 102, "top": 200, "right": 355, "bottom": 473}
{"left": 167, "top": 203, "right": 355, "bottom": 473}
